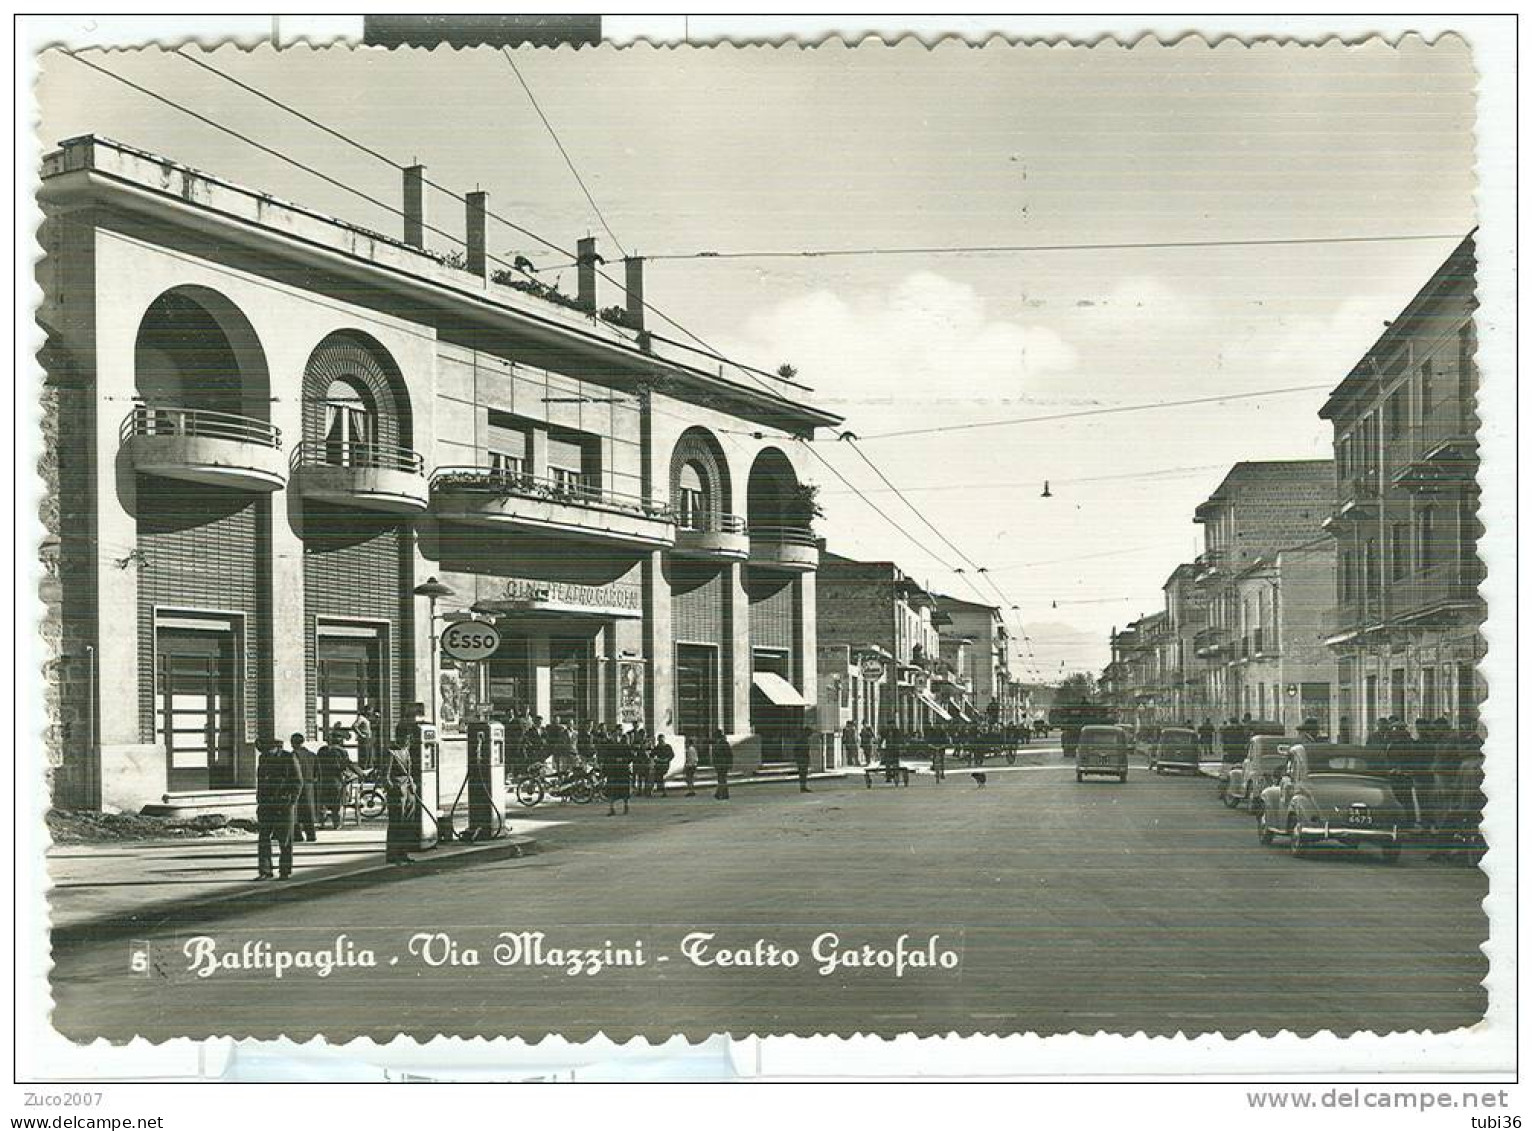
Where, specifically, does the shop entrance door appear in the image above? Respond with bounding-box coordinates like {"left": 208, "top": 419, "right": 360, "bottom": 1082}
{"left": 156, "top": 626, "right": 238, "bottom": 792}
{"left": 751, "top": 648, "right": 795, "bottom": 763}
{"left": 317, "top": 632, "right": 384, "bottom": 761}
{"left": 675, "top": 644, "right": 718, "bottom": 744}
{"left": 550, "top": 635, "right": 594, "bottom": 727}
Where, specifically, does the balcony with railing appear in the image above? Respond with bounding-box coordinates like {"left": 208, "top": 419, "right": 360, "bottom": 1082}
{"left": 1322, "top": 592, "right": 1385, "bottom": 645}
{"left": 290, "top": 441, "right": 427, "bottom": 513}
{"left": 1329, "top": 469, "right": 1381, "bottom": 524}
{"left": 120, "top": 405, "right": 286, "bottom": 491}
{"left": 429, "top": 465, "right": 675, "bottom": 549}
{"left": 1387, "top": 558, "right": 1484, "bottom": 625}
{"left": 1193, "top": 547, "right": 1227, "bottom": 583}
{"left": 672, "top": 511, "right": 750, "bottom": 561}
{"left": 748, "top": 523, "right": 820, "bottom": 572}
{"left": 1192, "top": 625, "right": 1228, "bottom": 658}
{"left": 1393, "top": 401, "right": 1480, "bottom": 493}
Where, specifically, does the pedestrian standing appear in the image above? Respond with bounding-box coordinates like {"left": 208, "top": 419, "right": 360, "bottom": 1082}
{"left": 352, "top": 707, "right": 375, "bottom": 774}
{"left": 602, "top": 729, "right": 632, "bottom": 816}
{"left": 794, "top": 725, "right": 815, "bottom": 793}
{"left": 682, "top": 736, "right": 700, "bottom": 796}
{"left": 1198, "top": 717, "right": 1214, "bottom": 758}
{"left": 711, "top": 730, "right": 733, "bottom": 800}
{"left": 842, "top": 720, "right": 859, "bottom": 767}
{"left": 381, "top": 722, "right": 419, "bottom": 864}
{"left": 289, "top": 732, "right": 320, "bottom": 843}
{"left": 315, "top": 726, "right": 356, "bottom": 830}
{"left": 630, "top": 733, "right": 653, "bottom": 798}
{"left": 860, "top": 724, "right": 877, "bottom": 769}
{"left": 931, "top": 730, "right": 947, "bottom": 783}
{"left": 650, "top": 735, "right": 675, "bottom": 797}
{"left": 882, "top": 726, "right": 903, "bottom": 783}
{"left": 254, "top": 737, "right": 302, "bottom": 880}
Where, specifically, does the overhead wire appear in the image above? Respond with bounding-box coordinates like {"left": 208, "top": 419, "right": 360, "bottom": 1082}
{"left": 499, "top": 48, "right": 627, "bottom": 259}
{"left": 639, "top": 231, "right": 1469, "bottom": 262}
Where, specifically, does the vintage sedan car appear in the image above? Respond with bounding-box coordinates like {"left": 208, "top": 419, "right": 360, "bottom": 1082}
{"left": 1076, "top": 724, "right": 1129, "bottom": 782}
{"left": 1222, "top": 735, "right": 1292, "bottom": 810}
{"left": 1150, "top": 727, "right": 1201, "bottom": 775}
{"left": 1255, "top": 743, "right": 1408, "bottom": 863}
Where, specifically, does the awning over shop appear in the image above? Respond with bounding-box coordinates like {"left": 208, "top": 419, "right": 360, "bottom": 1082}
{"left": 752, "top": 672, "right": 810, "bottom": 707}
{"left": 953, "top": 700, "right": 977, "bottom": 721}
{"left": 914, "top": 689, "right": 952, "bottom": 722}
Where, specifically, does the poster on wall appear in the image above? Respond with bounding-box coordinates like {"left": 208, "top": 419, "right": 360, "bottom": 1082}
{"left": 618, "top": 659, "right": 644, "bottom": 727}
{"left": 439, "top": 664, "right": 464, "bottom": 735}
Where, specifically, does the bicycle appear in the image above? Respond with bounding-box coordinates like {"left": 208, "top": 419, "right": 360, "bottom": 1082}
{"left": 513, "top": 761, "right": 600, "bottom": 807}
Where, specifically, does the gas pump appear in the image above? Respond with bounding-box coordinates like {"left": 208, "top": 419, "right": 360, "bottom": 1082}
{"left": 465, "top": 719, "right": 506, "bottom": 839}
{"left": 409, "top": 720, "right": 441, "bottom": 850}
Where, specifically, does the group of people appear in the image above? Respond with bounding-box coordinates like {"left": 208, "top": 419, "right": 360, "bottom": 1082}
{"left": 254, "top": 717, "right": 421, "bottom": 879}
{"left": 838, "top": 719, "right": 1042, "bottom": 777}
{"left": 1363, "top": 715, "right": 1487, "bottom": 851}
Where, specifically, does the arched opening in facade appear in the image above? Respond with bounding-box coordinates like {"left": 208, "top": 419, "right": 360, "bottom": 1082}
{"left": 302, "top": 330, "right": 414, "bottom": 467}
{"left": 133, "top": 286, "right": 272, "bottom": 425}
{"left": 746, "top": 446, "right": 810, "bottom": 534}
{"left": 668, "top": 426, "right": 734, "bottom": 531}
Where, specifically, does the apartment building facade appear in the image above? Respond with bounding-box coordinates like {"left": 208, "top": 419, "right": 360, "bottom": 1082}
{"left": 1319, "top": 235, "right": 1482, "bottom": 739}
{"left": 1190, "top": 461, "right": 1333, "bottom": 721}
{"left": 39, "top": 136, "right": 840, "bottom": 813}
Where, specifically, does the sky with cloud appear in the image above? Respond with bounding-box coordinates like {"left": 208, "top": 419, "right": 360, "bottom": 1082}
{"left": 35, "top": 39, "right": 1477, "bottom": 677}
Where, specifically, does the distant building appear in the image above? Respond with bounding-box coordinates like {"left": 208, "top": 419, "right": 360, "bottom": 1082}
{"left": 1191, "top": 460, "right": 1334, "bottom": 721}
{"left": 1229, "top": 542, "right": 1338, "bottom": 732}
{"left": 1319, "top": 235, "right": 1482, "bottom": 741}
{"left": 816, "top": 553, "right": 948, "bottom": 736}
{"left": 932, "top": 595, "right": 1019, "bottom": 724}
{"left": 1161, "top": 562, "right": 1209, "bottom": 723}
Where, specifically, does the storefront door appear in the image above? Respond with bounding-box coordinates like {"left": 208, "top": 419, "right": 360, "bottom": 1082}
{"left": 317, "top": 632, "right": 384, "bottom": 755}
{"left": 550, "top": 635, "right": 594, "bottom": 726}
{"left": 675, "top": 644, "right": 718, "bottom": 741}
{"left": 156, "top": 626, "right": 238, "bottom": 792}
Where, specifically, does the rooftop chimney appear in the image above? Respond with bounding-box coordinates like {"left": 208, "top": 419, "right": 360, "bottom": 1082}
{"left": 403, "top": 165, "right": 427, "bottom": 249}
{"left": 466, "top": 191, "right": 488, "bottom": 278}
{"left": 623, "top": 256, "right": 645, "bottom": 331}
{"left": 577, "top": 236, "right": 599, "bottom": 312}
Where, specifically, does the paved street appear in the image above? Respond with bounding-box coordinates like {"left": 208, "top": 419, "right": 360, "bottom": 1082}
{"left": 51, "top": 750, "right": 1487, "bottom": 1041}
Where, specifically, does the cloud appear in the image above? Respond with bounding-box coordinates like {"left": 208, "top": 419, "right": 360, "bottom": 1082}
{"left": 727, "top": 271, "right": 1078, "bottom": 407}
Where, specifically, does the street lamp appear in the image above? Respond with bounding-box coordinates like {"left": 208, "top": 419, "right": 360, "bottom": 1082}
{"left": 413, "top": 576, "right": 455, "bottom": 724}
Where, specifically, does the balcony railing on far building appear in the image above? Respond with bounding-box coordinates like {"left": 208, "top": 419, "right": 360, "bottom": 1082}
{"left": 1193, "top": 625, "right": 1228, "bottom": 658}
{"left": 1393, "top": 401, "right": 1480, "bottom": 494}
{"left": 119, "top": 405, "right": 286, "bottom": 491}
{"left": 1388, "top": 558, "right": 1485, "bottom": 625}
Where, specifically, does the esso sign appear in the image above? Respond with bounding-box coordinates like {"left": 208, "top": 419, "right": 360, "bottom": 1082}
{"left": 859, "top": 657, "right": 887, "bottom": 682}
{"left": 441, "top": 620, "right": 501, "bottom": 662}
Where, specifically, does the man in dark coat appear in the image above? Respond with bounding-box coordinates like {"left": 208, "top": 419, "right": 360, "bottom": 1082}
{"left": 255, "top": 737, "right": 303, "bottom": 880}
{"left": 1197, "top": 718, "right": 1215, "bottom": 758}
{"left": 710, "top": 730, "right": 733, "bottom": 800}
{"left": 860, "top": 725, "right": 877, "bottom": 768}
{"left": 289, "top": 732, "right": 320, "bottom": 842}
{"left": 315, "top": 726, "right": 357, "bottom": 830}
{"left": 601, "top": 727, "right": 632, "bottom": 815}
{"left": 793, "top": 725, "right": 816, "bottom": 792}
{"left": 650, "top": 734, "right": 675, "bottom": 797}
{"left": 882, "top": 726, "right": 903, "bottom": 783}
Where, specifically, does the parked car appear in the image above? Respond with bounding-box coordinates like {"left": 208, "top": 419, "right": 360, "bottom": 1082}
{"left": 1076, "top": 724, "right": 1129, "bottom": 783}
{"left": 1222, "top": 735, "right": 1292, "bottom": 810}
{"left": 1255, "top": 743, "right": 1407, "bottom": 863}
{"left": 1150, "top": 727, "right": 1200, "bottom": 775}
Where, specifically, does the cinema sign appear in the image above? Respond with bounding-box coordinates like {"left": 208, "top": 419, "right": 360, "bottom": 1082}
{"left": 479, "top": 576, "right": 644, "bottom": 619}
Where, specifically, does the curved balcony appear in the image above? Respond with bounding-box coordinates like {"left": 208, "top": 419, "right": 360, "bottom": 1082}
{"left": 430, "top": 466, "right": 675, "bottom": 550}
{"left": 672, "top": 512, "right": 749, "bottom": 561}
{"left": 748, "top": 524, "right": 819, "bottom": 572}
{"left": 120, "top": 406, "right": 285, "bottom": 491}
{"left": 290, "top": 441, "right": 428, "bottom": 514}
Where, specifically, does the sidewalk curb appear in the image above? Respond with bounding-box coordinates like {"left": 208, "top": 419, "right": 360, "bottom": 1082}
{"left": 50, "top": 834, "right": 538, "bottom": 948}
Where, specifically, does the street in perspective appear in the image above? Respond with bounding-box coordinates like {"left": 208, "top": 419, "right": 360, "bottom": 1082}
{"left": 33, "top": 33, "right": 1492, "bottom": 1051}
